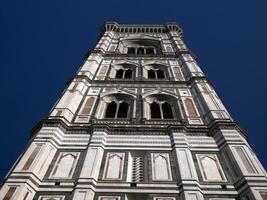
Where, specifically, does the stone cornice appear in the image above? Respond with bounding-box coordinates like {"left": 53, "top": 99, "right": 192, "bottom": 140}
{"left": 100, "top": 22, "right": 183, "bottom": 36}
{"left": 30, "top": 118, "right": 239, "bottom": 137}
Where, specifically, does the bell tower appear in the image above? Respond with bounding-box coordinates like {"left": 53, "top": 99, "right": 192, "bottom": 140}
{"left": 0, "top": 22, "right": 266, "bottom": 200}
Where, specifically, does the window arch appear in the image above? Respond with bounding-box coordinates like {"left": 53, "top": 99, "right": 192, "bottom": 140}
{"left": 105, "top": 100, "right": 129, "bottom": 119}
{"left": 110, "top": 63, "right": 135, "bottom": 80}
{"left": 119, "top": 37, "right": 161, "bottom": 55}
{"left": 144, "top": 64, "right": 167, "bottom": 79}
{"left": 144, "top": 94, "right": 181, "bottom": 120}
{"left": 100, "top": 94, "right": 134, "bottom": 120}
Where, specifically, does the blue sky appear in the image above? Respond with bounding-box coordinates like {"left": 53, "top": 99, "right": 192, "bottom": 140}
{"left": 0, "top": 0, "right": 267, "bottom": 179}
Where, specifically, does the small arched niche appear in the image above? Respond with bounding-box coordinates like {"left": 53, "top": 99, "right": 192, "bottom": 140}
{"left": 143, "top": 94, "right": 181, "bottom": 120}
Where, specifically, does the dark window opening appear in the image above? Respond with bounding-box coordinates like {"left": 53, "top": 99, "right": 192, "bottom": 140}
{"left": 162, "top": 102, "right": 174, "bottom": 119}
{"left": 105, "top": 101, "right": 117, "bottom": 118}
{"left": 137, "top": 48, "right": 144, "bottom": 54}
{"left": 124, "top": 69, "right": 132, "bottom": 79}
{"left": 146, "top": 48, "right": 154, "bottom": 54}
{"left": 157, "top": 69, "right": 165, "bottom": 79}
{"left": 115, "top": 69, "right": 124, "bottom": 79}
{"left": 128, "top": 47, "right": 135, "bottom": 54}
{"left": 150, "top": 102, "right": 161, "bottom": 119}
{"left": 117, "top": 102, "right": 129, "bottom": 118}
{"left": 148, "top": 69, "right": 156, "bottom": 79}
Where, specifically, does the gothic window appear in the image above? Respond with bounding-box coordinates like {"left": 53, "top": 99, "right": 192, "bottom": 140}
{"left": 157, "top": 69, "right": 165, "bottom": 79}
{"left": 115, "top": 69, "right": 124, "bottom": 78}
{"left": 146, "top": 47, "right": 155, "bottom": 54}
{"left": 162, "top": 102, "right": 173, "bottom": 119}
{"left": 115, "top": 69, "right": 132, "bottom": 79}
{"left": 144, "top": 94, "right": 181, "bottom": 120}
{"left": 148, "top": 69, "right": 156, "bottom": 79}
{"left": 150, "top": 102, "right": 161, "bottom": 119}
{"left": 147, "top": 69, "right": 165, "bottom": 79}
{"left": 137, "top": 48, "right": 144, "bottom": 54}
{"left": 105, "top": 100, "right": 129, "bottom": 119}
{"left": 105, "top": 101, "right": 117, "bottom": 118}
{"left": 150, "top": 101, "right": 174, "bottom": 119}
{"left": 124, "top": 69, "right": 132, "bottom": 78}
{"left": 127, "top": 47, "right": 135, "bottom": 54}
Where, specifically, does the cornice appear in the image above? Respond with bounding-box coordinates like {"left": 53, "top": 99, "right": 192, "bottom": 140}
{"left": 30, "top": 118, "right": 247, "bottom": 139}
{"left": 100, "top": 22, "right": 183, "bottom": 36}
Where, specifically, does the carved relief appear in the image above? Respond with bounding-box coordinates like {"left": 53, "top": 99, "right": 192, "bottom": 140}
{"left": 103, "top": 152, "right": 125, "bottom": 180}
{"left": 50, "top": 152, "right": 80, "bottom": 179}
{"left": 151, "top": 153, "right": 172, "bottom": 181}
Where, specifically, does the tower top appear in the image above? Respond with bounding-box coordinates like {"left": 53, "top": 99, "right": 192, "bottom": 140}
{"left": 100, "top": 22, "right": 183, "bottom": 36}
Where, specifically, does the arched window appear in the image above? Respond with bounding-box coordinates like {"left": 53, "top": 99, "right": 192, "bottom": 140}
{"left": 157, "top": 69, "right": 165, "bottom": 79}
{"left": 105, "top": 101, "right": 129, "bottom": 119}
{"left": 148, "top": 69, "right": 156, "bottom": 79}
{"left": 124, "top": 69, "right": 132, "bottom": 79}
{"left": 128, "top": 47, "right": 135, "bottom": 54}
{"left": 146, "top": 47, "right": 155, "bottom": 54}
{"left": 115, "top": 69, "right": 124, "bottom": 79}
{"left": 150, "top": 102, "right": 161, "bottom": 119}
{"left": 147, "top": 68, "right": 165, "bottom": 79}
{"left": 150, "top": 101, "right": 174, "bottom": 119}
{"left": 162, "top": 102, "right": 173, "bottom": 119}
{"left": 105, "top": 101, "right": 117, "bottom": 118}
{"left": 137, "top": 48, "right": 144, "bottom": 54}
{"left": 145, "top": 94, "right": 179, "bottom": 120}
{"left": 115, "top": 69, "right": 133, "bottom": 79}
{"left": 117, "top": 102, "right": 129, "bottom": 118}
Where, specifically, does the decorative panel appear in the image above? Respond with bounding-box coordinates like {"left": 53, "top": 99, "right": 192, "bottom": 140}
{"left": 173, "top": 67, "right": 183, "bottom": 80}
{"left": 260, "top": 192, "right": 267, "bottom": 200}
{"left": 38, "top": 196, "right": 65, "bottom": 200}
{"left": 184, "top": 98, "right": 198, "bottom": 117}
{"left": 235, "top": 146, "right": 257, "bottom": 174}
{"left": 97, "top": 65, "right": 108, "bottom": 80}
{"left": 50, "top": 152, "right": 80, "bottom": 179}
{"left": 151, "top": 153, "right": 172, "bottom": 181}
{"left": 196, "top": 154, "right": 226, "bottom": 181}
{"left": 22, "top": 144, "right": 42, "bottom": 171}
{"left": 74, "top": 191, "right": 87, "bottom": 200}
{"left": 153, "top": 197, "right": 175, "bottom": 200}
{"left": 103, "top": 152, "right": 125, "bottom": 180}
{"left": 80, "top": 97, "right": 95, "bottom": 115}
{"left": 99, "top": 196, "right": 120, "bottom": 200}
{"left": 3, "top": 187, "right": 17, "bottom": 200}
